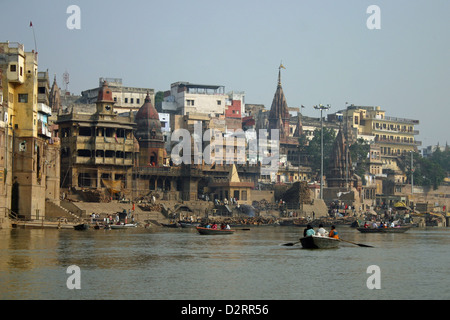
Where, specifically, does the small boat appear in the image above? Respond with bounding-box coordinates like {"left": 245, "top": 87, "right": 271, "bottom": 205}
{"left": 109, "top": 223, "right": 138, "bottom": 229}
{"left": 161, "top": 222, "right": 180, "bottom": 228}
{"left": 74, "top": 223, "right": 89, "bottom": 231}
{"left": 179, "top": 221, "right": 201, "bottom": 228}
{"left": 356, "top": 226, "right": 411, "bottom": 233}
{"left": 299, "top": 235, "right": 340, "bottom": 249}
{"left": 196, "top": 226, "right": 235, "bottom": 235}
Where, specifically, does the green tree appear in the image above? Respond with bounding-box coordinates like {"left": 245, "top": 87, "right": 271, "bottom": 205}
{"left": 154, "top": 91, "right": 165, "bottom": 112}
{"left": 349, "top": 138, "right": 370, "bottom": 185}
{"left": 305, "top": 127, "right": 336, "bottom": 177}
{"left": 399, "top": 151, "right": 446, "bottom": 190}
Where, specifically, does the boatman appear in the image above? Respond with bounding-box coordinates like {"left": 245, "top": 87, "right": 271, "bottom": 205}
{"left": 328, "top": 225, "right": 339, "bottom": 239}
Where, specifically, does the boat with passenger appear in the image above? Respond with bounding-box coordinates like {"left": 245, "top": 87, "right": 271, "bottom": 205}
{"left": 299, "top": 235, "right": 340, "bottom": 249}
{"left": 356, "top": 226, "right": 411, "bottom": 233}
{"left": 196, "top": 226, "right": 235, "bottom": 235}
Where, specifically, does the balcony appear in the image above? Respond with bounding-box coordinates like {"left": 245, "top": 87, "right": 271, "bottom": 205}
{"left": 375, "top": 137, "right": 422, "bottom": 146}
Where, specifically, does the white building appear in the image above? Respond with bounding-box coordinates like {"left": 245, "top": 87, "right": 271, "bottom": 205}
{"left": 81, "top": 78, "right": 155, "bottom": 114}
{"left": 161, "top": 82, "right": 227, "bottom": 116}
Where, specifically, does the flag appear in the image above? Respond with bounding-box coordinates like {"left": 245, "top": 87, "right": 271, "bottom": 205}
{"left": 301, "top": 105, "right": 305, "bottom": 108}
{"left": 280, "top": 63, "right": 286, "bottom": 69}
{"left": 30, "top": 21, "right": 33, "bottom": 27}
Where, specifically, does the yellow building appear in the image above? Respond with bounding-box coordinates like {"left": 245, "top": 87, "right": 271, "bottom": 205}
{"left": 0, "top": 42, "right": 59, "bottom": 220}
{"left": 342, "top": 105, "right": 420, "bottom": 160}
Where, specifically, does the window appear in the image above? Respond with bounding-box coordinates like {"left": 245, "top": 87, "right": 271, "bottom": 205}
{"left": 187, "top": 99, "right": 194, "bottom": 106}
{"left": 10, "top": 65, "right": 16, "bottom": 72}
{"left": 136, "top": 98, "right": 140, "bottom": 104}
{"left": 18, "top": 94, "right": 28, "bottom": 103}
{"left": 217, "top": 100, "right": 221, "bottom": 105}
{"left": 130, "top": 98, "right": 134, "bottom": 104}
{"left": 125, "top": 98, "right": 128, "bottom": 103}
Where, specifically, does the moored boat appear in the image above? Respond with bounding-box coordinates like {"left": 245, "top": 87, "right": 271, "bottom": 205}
{"left": 74, "top": 223, "right": 89, "bottom": 231}
{"left": 179, "top": 221, "right": 201, "bottom": 228}
{"left": 300, "top": 235, "right": 340, "bottom": 249}
{"left": 109, "top": 223, "right": 138, "bottom": 229}
{"left": 356, "top": 226, "right": 411, "bottom": 233}
{"left": 161, "top": 222, "right": 180, "bottom": 228}
{"left": 196, "top": 226, "right": 235, "bottom": 235}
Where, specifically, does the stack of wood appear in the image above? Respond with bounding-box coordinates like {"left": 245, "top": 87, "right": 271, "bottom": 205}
{"left": 280, "top": 181, "right": 310, "bottom": 204}
{"left": 138, "top": 203, "right": 163, "bottom": 212}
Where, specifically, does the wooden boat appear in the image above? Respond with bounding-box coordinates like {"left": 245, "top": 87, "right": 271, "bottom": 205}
{"left": 356, "top": 226, "right": 411, "bottom": 233}
{"left": 179, "top": 221, "right": 201, "bottom": 228}
{"left": 74, "top": 223, "right": 89, "bottom": 231}
{"left": 161, "top": 222, "right": 179, "bottom": 228}
{"left": 299, "top": 235, "right": 340, "bottom": 249}
{"left": 196, "top": 226, "right": 235, "bottom": 235}
{"left": 109, "top": 223, "right": 138, "bottom": 229}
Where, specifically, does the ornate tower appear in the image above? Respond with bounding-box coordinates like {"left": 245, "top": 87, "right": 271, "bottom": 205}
{"left": 327, "top": 129, "right": 353, "bottom": 188}
{"left": 49, "top": 75, "right": 61, "bottom": 113}
{"left": 135, "top": 92, "right": 166, "bottom": 166}
{"left": 96, "top": 81, "right": 115, "bottom": 115}
{"left": 268, "top": 64, "right": 290, "bottom": 139}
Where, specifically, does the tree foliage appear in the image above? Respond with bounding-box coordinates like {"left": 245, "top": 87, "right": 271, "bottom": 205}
{"left": 398, "top": 150, "right": 447, "bottom": 190}
{"left": 305, "top": 128, "right": 336, "bottom": 177}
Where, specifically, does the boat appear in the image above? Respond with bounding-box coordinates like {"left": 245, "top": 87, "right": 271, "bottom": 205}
{"left": 356, "top": 226, "right": 411, "bottom": 233}
{"left": 74, "top": 223, "right": 89, "bottom": 231}
{"left": 299, "top": 235, "right": 340, "bottom": 249}
{"left": 196, "top": 226, "right": 235, "bottom": 235}
{"left": 179, "top": 221, "right": 201, "bottom": 228}
{"left": 109, "top": 223, "right": 138, "bottom": 229}
{"left": 161, "top": 222, "right": 179, "bottom": 228}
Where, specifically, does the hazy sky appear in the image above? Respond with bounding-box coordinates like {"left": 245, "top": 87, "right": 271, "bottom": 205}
{"left": 2, "top": 0, "right": 449, "bottom": 147}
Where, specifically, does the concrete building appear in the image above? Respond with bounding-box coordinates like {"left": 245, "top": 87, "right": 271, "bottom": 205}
{"left": 334, "top": 105, "right": 421, "bottom": 157}
{"left": 0, "top": 41, "right": 60, "bottom": 220}
{"left": 81, "top": 77, "right": 155, "bottom": 114}
{"left": 161, "top": 81, "right": 227, "bottom": 116}
{"left": 57, "top": 82, "right": 138, "bottom": 200}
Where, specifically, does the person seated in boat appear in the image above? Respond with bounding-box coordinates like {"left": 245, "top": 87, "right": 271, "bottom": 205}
{"left": 220, "top": 223, "right": 226, "bottom": 230}
{"left": 390, "top": 221, "right": 395, "bottom": 228}
{"left": 304, "top": 225, "right": 315, "bottom": 237}
{"left": 316, "top": 224, "right": 327, "bottom": 237}
{"left": 379, "top": 222, "right": 384, "bottom": 228}
{"left": 226, "top": 224, "right": 231, "bottom": 230}
{"left": 364, "top": 222, "right": 369, "bottom": 228}
{"left": 372, "top": 222, "right": 378, "bottom": 228}
{"left": 211, "top": 223, "right": 218, "bottom": 230}
{"left": 328, "top": 225, "right": 339, "bottom": 239}
{"left": 205, "top": 223, "right": 211, "bottom": 228}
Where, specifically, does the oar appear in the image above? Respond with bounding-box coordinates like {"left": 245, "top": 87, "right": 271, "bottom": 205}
{"left": 281, "top": 241, "right": 300, "bottom": 246}
{"left": 340, "top": 239, "right": 374, "bottom": 248}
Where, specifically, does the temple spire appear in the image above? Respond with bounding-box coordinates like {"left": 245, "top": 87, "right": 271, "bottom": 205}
{"left": 278, "top": 62, "right": 286, "bottom": 86}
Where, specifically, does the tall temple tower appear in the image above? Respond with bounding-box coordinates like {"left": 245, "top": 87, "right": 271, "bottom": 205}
{"left": 327, "top": 128, "right": 353, "bottom": 188}
{"left": 135, "top": 92, "right": 166, "bottom": 166}
{"left": 268, "top": 64, "right": 290, "bottom": 139}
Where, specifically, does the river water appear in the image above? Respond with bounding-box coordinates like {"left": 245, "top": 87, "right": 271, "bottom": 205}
{"left": 0, "top": 225, "right": 449, "bottom": 300}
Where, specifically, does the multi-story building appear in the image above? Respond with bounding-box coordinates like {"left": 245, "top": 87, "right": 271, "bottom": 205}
{"left": 0, "top": 42, "right": 59, "bottom": 220}
{"left": 336, "top": 105, "right": 421, "bottom": 158}
{"left": 161, "top": 81, "right": 227, "bottom": 116}
{"left": 57, "top": 82, "right": 138, "bottom": 199}
{"left": 81, "top": 77, "right": 155, "bottom": 114}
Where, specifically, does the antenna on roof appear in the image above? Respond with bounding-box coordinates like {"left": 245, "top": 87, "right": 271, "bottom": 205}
{"left": 63, "top": 70, "right": 70, "bottom": 93}
{"left": 29, "top": 21, "right": 38, "bottom": 53}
